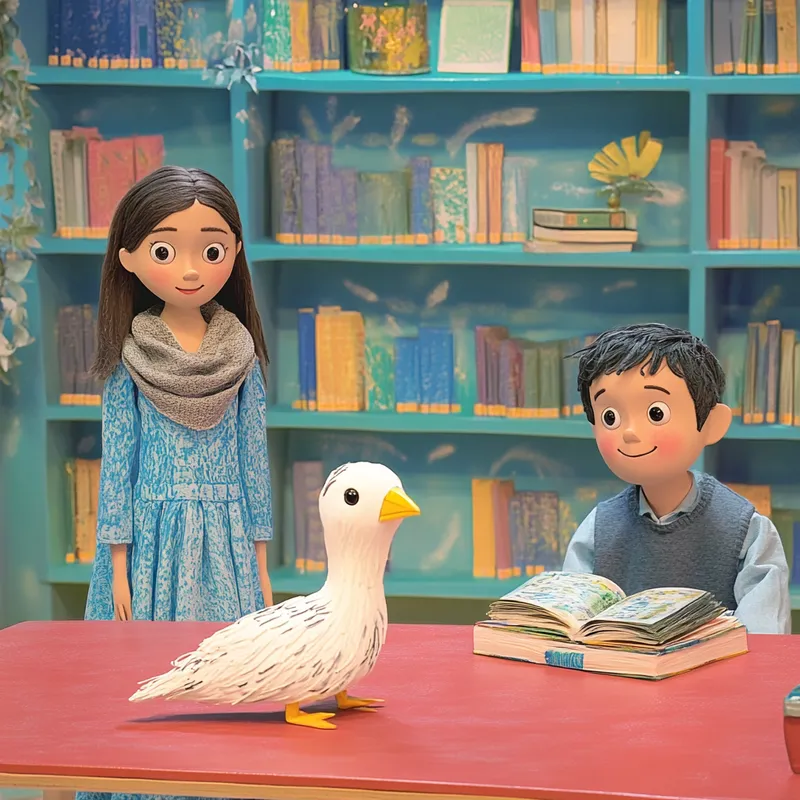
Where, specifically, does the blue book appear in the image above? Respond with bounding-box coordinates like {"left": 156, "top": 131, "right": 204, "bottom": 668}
{"left": 48, "top": 0, "right": 62, "bottom": 65}
{"left": 762, "top": 0, "right": 777, "bottom": 72}
{"left": 409, "top": 156, "right": 433, "bottom": 244}
{"left": 792, "top": 523, "right": 800, "bottom": 584}
{"left": 394, "top": 337, "right": 420, "bottom": 413}
{"left": 115, "top": 0, "right": 132, "bottom": 66}
{"left": 297, "top": 140, "right": 318, "bottom": 244}
{"left": 297, "top": 308, "right": 317, "bottom": 410}
{"left": 85, "top": 0, "right": 104, "bottom": 67}
{"left": 131, "top": 0, "right": 157, "bottom": 68}
{"left": 316, "top": 144, "right": 334, "bottom": 244}
{"left": 538, "top": 0, "right": 557, "bottom": 72}
{"left": 60, "top": 0, "right": 77, "bottom": 65}
{"left": 712, "top": 0, "right": 733, "bottom": 73}
{"left": 155, "top": 0, "right": 183, "bottom": 67}
{"left": 731, "top": 0, "right": 746, "bottom": 71}
{"left": 419, "top": 327, "right": 454, "bottom": 414}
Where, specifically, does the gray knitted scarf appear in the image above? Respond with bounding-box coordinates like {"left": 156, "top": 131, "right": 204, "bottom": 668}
{"left": 121, "top": 301, "right": 256, "bottom": 431}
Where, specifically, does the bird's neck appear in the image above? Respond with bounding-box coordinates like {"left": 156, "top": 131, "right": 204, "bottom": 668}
{"left": 323, "top": 536, "right": 392, "bottom": 602}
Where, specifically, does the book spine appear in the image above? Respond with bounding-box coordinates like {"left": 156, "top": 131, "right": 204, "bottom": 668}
{"left": 339, "top": 168, "right": 358, "bottom": 244}
{"left": 776, "top": 0, "right": 798, "bottom": 70}
{"left": 765, "top": 319, "right": 781, "bottom": 423}
{"left": 290, "top": 0, "right": 311, "bottom": 71}
{"left": 394, "top": 337, "right": 417, "bottom": 413}
{"left": 657, "top": 0, "right": 668, "bottom": 73}
{"left": 297, "top": 139, "right": 318, "bottom": 244}
{"left": 779, "top": 329, "right": 795, "bottom": 425}
{"left": 570, "top": 0, "right": 584, "bottom": 71}
{"left": 493, "top": 481, "right": 514, "bottom": 580}
{"left": 709, "top": 138, "right": 727, "bottom": 248}
{"left": 539, "top": 0, "right": 558, "bottom": 71}
{"left": 418, "top": 326, "right": 434, "bottom": 413}
{"left": 271, "top": 138, "right": 300, "bottom": 243}
{"left": 595, "top": 0, "right": 608, "bottom": 71}
{"left": 80, "top": 304, "right": 97, "bottom": 401}
{"left": 57, "top": 306, "right": 76, "bottom": 403}
{"left": 303, "top": 461, "right": 326, "bottom": 570}
{"left": 296, "top": 308, "right": 315, "bottom": 410}
{"left": 584, "top": 0, "right": 596, "bottom": 71}
{"left": 521, "top": 0, "right": 543, "bottom": 71}
{"left": 754, "top": 321, "right": 769, "bottom": 423}
{"left": 508, "top": 495, "right": 524, "bottom": 576}
{"left": 131, "top": 0, "right": 157, "bottom": 67}
{"left": 554, "top": 0, "right": 572, "bottom": 71}
{"left": 316, "top": 144, "right": 334, "bottom": 244}
{"left": 48, "top": 0, "right": 62, "bottom": 65}
{"left": 764, "top": 0, "right": 778, "bottom": 70}
{"left": 472, "top": 479, "right": 497, "bottom": 578}
{"left": 487, "top": 143, "right": 504, "bottom": 244}
{"left": 409, "top": 156, "right": 433, "bottom": 245}
{"left": 712, "top": 0, "right": 734, "bottom": 72}
{"left": 431, "top": 168, "right": 468, "bottom": 244}
{"left": 133, "top": 134, "right": 165, "bottom": 181}
{"left": 155, "top": 0, "right": 183, "bottom": 67}
{"left": 794, "top": 341, "right": 800, "bottom": 425}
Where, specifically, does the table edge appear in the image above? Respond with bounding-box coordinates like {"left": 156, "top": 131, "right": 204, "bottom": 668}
{"left": 0, "top": 774, "right": 554, "bottom": 800}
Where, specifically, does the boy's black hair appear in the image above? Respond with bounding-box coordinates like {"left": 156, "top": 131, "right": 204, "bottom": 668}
{"left": 569, "top": 323, "right": 726, "bottom": 431}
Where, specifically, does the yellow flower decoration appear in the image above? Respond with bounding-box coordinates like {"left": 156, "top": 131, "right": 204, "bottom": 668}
{"left": 589, "top": 131, "right": 663, "bottom": 184}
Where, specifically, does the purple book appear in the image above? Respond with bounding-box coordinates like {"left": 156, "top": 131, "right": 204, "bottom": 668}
{"left": 297, "top": 140, "right": 318, "bottom": 244}
{"left": 409, "top": 156, "right": 433, "bottom": 244}
{"left": 303, "top": 461, "right": 327, "bottom": 571}
{"left": 315, "top": 144, "right": 334, "bottom": 244}
{"left": 339, "top": 168, "right": 358, "bottom": 244}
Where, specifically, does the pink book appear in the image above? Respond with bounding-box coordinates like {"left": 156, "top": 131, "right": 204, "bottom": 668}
{"left": 521, "top": 0, "right": 542, "bottom": 72}
{"left": 492, "top": 480, "right": 515, "bottom": 580}
{"left": 134, "top": 135, "right": 165, "bottom": 181}
{"left": 88, "top": 138, "right": 136, "bottom": 232}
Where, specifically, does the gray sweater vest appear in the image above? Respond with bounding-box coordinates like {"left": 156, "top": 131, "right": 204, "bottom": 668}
{"left": 594, "top": 473, "right": 753, "bottom": 610}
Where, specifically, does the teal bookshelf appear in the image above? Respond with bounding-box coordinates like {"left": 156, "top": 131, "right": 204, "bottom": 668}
{"left": 5, "top": 0, "right": 800, "bottom": 628}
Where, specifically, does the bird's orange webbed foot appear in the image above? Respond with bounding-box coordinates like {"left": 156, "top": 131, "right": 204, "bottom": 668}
{"left": 335, "top": 690, "right": 385, "bottom": 712}
{"left": 285, "top": 702, "right": 337, "bottom": 730}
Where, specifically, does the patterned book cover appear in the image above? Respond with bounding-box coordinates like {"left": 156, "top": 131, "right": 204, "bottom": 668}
{"left": 155, "top": 0, "right": 184, "bottom": 67}
{"left": 182, "top": 5, "right": 209, "bottom": 68}
{"left": 131, "top": 0, "right": 156, "bottom": 67}
{"left": 97, "top": 0, "right": 119, "bottom": 68}
{"left": 87, "top": 139, "right": 112, "bottom": 231}
{"left": 296, "top": 308, "right": 317, "bottom": 410}
{"left": 60, "top": 0, "right": 77, "bottom": 65}
{"left": 262, "top": 0, "right": 280, "bottom": 69}
{"left": 525, "top": 491, "right": 561, "bottom": 574}
{"left": 112, "top": 0, "right": 132, "bottom": 67}
{"left": 315, "top": 144, "right": 334, "bottom": 243}
{"left": 330, "top": 170, "right": 347, "bottom": 244}
{"left": 365, "top": 318, "right": 394, "bottom": 412}
{"left": 321, "top": 0, "right": 343, "bottom": 69}
{"left": 340, "top": 311, "right": 366, "bottom": 411}
{"left": 297, "top": 139, "right": 318, "bottom": 243}
{"left": 394, "top": 337, "right": 420, "bottom": 412}
{"left": 419, "top": 326, "right": 455, "bottom": 413}
{"left": 314, "top": 306, "right": 341, "bottom": 411}
{"left": 133, "top": 135, "right": 165, "bottom": 181}
{"left": 431, "top": 167, "right": 468, "bottom": 243}
{"left": 104, "top": 138, "right": 136, "bottom": 228}
{"left": 243, "top": 1, "right": 263, "bottom": 68}
{"left": 270, "top": 138, "right": 300, "bottom": 243}
{"left": 48, "top": 0, "right": 61, "bottom": 64}
{"left": 409, "top": 157, "right": 433, "bottom": 244}
{"left": 275, "top": 0, "right": 294, "bottom": 69}
{"left": 83, "top": 0, "right": 103, "bottom": 68}
{"left": 508, "top": 494, "right": 525, "bottom": 577}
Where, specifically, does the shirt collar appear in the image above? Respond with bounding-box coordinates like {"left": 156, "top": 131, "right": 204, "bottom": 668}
{"left": 638, "top": 472, "right": 699, "bottom": 524}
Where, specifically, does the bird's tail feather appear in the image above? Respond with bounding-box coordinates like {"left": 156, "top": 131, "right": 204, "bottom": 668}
{"left": 129, "top": 668, "right": 184, "bottom": 702}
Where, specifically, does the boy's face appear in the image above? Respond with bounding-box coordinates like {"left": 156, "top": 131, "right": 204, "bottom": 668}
{"left": 588, "top": 360, "right": 728, "bottom": 486}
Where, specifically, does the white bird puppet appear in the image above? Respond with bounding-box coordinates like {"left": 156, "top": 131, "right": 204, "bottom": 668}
{"left": 129, "top": 461, "right": 420, "bottom": 731}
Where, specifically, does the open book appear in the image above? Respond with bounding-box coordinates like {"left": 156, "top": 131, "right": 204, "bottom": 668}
{"left": 473, "top": 572, "right": 748, "bottom": 679}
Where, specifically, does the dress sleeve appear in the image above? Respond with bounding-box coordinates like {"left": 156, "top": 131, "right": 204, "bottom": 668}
{"left": 238, "top": 363, "right": 274, "bottom": 541}
{"left": 96, "top": 364, "right": 140, "bottom": 545}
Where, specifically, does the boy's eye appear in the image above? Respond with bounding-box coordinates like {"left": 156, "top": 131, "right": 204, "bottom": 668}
{"left": 202, "top": 243, "right": 226, "bottom": 264}
{"left": 601, "top": 408, "right": 620, "bottom": 430}
{"left": 149, "top": 242, "right": 175, "bottom": 264}
{"left": 647, "top": 402, "right": 671, "bottom": 425}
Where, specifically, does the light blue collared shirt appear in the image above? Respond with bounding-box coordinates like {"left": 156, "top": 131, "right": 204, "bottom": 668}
{"left": 562, "top": 474, "right": 792, "bottom": 634}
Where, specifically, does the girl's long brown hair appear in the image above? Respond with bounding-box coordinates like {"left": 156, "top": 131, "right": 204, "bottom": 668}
{"left": 92, "top": 165, "right": 269, "bottom": 381}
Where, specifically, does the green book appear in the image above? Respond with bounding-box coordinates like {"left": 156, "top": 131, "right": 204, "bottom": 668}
{"left": 537, "top": 342, "right": 562, "bottom": 418}
{"left": 532, "top": 207, "right": 636, "bottom": 231}
{"left": 716, "top": 329, "right": 748, "bottom": 418}
{"left": 365, "top": 319, "right": 394, "bottom": 412}
{"left": 431, "top": 167, "right": 468, "bottom": 244}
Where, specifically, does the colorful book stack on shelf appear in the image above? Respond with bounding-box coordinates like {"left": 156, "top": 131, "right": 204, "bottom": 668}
{"left": 11, "top": 0, "right": 800, "bottom": 633}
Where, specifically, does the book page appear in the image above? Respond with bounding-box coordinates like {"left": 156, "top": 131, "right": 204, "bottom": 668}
{"left": 496, "top": 571, "right": 626, "bottom": 632}
{"left": 580, "top": 587, "right": 707, "bottom": 626}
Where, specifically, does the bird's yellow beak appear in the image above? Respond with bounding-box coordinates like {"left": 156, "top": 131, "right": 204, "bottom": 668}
{"left": 378, "top": 487, "right": 420, "bottom": 522}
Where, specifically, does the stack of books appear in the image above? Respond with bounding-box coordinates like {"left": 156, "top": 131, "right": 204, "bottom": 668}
{"left": 523, "top": 207, "right": 639, "bottom": 253}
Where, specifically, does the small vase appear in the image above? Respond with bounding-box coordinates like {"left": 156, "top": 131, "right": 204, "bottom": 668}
{"left": 346, "top": 0, "right": 430, "bottom": 75}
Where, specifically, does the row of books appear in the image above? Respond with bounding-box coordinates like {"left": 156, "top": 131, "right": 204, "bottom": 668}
{"left": 65, "top": 458, "right": 101, "bottom": 565}
{"left": 520, "top": 0, "right": 677, "bottom": 75}
{"left": 474, "top": 329, "right": 594, "bottom": 419}
{"left": 48, "top": 0, "right": 216, "bottom": 69}
{"left": 472, "top": 479, "right": 562, "bottom": 579}
{"left": 710, "top": 0, "right": 799, "bottom": 75}
{"left": 718, "top": 321, "right": 800, "bottom": 426}
{"left": 51, "top": 127, "right": 165, "bottom": 239}
{"left": 270, "top": 138, "right": 529, "bottom": 246}
{"left": 523, "top": 207, "right": 639, "bottom": 254}
{"left": 708, "top": 138, "right": 800, "bottom": 251}
{"left": 57, "top": 305, "right": 103, "bottom": 405}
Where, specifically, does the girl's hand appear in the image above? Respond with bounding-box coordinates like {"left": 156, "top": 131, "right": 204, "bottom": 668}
{"left": 113, "top": 574, "right": 132, "bottom": 620}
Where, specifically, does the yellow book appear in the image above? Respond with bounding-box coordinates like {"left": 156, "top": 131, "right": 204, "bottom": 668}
{"left": 595, "top": 0, "right": 609, "bottom": 72}
{"left": 776, "top": 0, "right": 798, "bottom": 71}
{"left": 778, "top": 169, "right": 798, "bottom": 248}
{"left": 290, "top": 0, "right": 311, "bottom": 72}
{"left": 339, "top": 311, "right": 366, "bottom": 412}
{"left": 314, "top": 306, "right": 341, "bottom": 411}
{"left": 635, "top": 0, "right": 659, "bottom": 73}
{"left": 476, "top": 144, "right": 489, "bottom": 244}
{"left": 472, "top": 479, "right": 497, "bottom": 579}
{"left": 74, "top": 459, "right": 95, "bottom": 564}
{"left": 779, "top": 329, "right": 796, "bottom": 425}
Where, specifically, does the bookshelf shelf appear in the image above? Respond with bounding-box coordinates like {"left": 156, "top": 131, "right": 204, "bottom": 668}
{"left": 29, "top": 66, "right": 218, "bottom": 89}
{"left": 247, "top": 242, "right": 692, "bottom": 269}
{"left": 5, "top": 0, "right": 800, "bottom": 631}
{"left": 256, "top": 71, "right": 695, "bottom": 94}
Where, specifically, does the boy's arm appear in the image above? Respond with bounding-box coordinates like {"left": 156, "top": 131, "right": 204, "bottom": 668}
{"left": 734, "top": 513, "right": 791, "bottom": 634}
{"left": 562, "top": 507, "right": 597, "bottom": 573}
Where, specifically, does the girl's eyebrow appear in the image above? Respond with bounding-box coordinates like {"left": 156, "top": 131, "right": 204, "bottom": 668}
{"left": 150, "top": 226, "right": 178, "bottom": 233}
{"left": 201, "top": 227, "right": 228, "bottom": 233}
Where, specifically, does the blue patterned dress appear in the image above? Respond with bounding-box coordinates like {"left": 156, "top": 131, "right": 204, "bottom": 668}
{"left": 85, "top": 360, "right": 273, "bottom": 622}
{"left": 80, "top": 361, "right": 272, "bottom": 800}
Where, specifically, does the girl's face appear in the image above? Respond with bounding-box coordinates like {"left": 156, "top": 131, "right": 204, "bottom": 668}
{"left": 119, "top": 199, "right": 241, "bottom": 309}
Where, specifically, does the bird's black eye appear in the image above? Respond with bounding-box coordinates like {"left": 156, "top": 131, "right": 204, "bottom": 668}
{"left": 344, "top": 488, "right": 359, "bottom": 506}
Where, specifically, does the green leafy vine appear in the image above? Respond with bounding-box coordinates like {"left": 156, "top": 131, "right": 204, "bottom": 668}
{"left": 0, "top": 0, "right": 42, "bottom": 384}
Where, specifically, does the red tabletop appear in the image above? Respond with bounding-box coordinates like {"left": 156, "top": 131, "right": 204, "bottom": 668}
{"left": 0, "top": 621, "right": 798, "bottom": 800}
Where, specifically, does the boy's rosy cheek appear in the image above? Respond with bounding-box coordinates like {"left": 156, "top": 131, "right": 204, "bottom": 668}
{"left": 651, "top": 430, "right": 683, "bottom": 458}
{"left": 594, "top": 430, "right": 618, "bottom": 460}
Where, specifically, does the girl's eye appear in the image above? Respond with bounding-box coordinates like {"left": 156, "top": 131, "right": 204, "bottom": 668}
{"left": 202, "top": 243, "right": 226, "bottom": 264}
{"left": 149, "top": 242, "right": 175, "bottom": 264}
